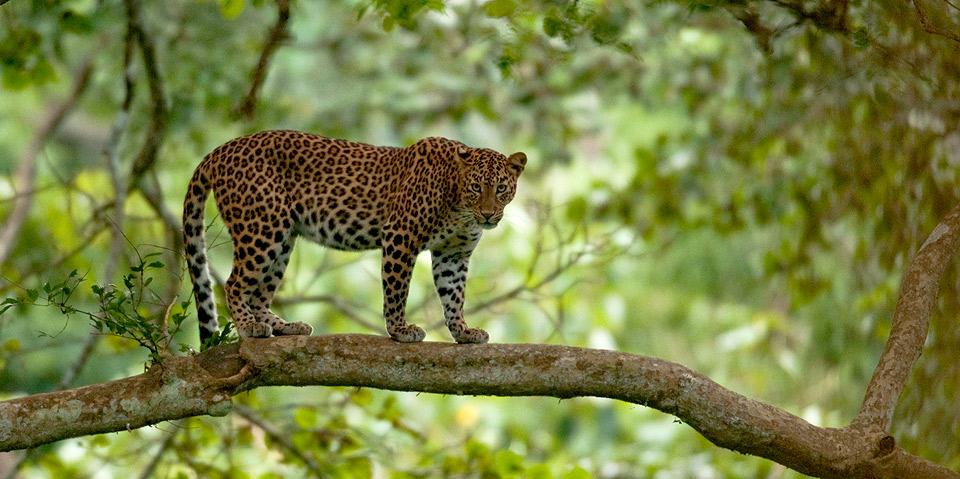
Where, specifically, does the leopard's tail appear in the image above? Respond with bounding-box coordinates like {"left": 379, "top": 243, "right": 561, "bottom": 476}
{"left": 182, "top": 162, "right": 219, "bottom": 347}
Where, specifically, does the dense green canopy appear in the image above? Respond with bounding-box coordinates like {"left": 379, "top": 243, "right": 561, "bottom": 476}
{"left": 0, "top": 0, "right": 957, "bottom": 476}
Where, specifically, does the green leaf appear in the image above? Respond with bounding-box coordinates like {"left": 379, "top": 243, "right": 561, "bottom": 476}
{"left": 565, "top": 196, "right": 588, "bottom": 222}
{"left": 543, "top": 16, "right": 563, "bottom": 38}
{"left": 483, "top": 0, "right": 516, "bottom": 18}
{"left": 493, "top": 449, "right": 525, "bottom": 474}
{"left": 3, "top": 339, "right": 21, "bottom": 352}
{"left": 590, "top": 14, "right": 624, "bottom": 45}
{"left": 562, "top": 466, "right": 592, "bottom": 479}
{"left": 61, "top": 11, "right": 95, "bottom": 34}
{"left": 219, "top": 0, "right": 246, "bottom": 19}
{"left": 852, "top": 28, "right": 869, "bottom": 49}
{"left": 293, "top": 407, "right": 317, "bottom": 428}
{"left": 0, "top": 298, "right": 18, "bottom": 316}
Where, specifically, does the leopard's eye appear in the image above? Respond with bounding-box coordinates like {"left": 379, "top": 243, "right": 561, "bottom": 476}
{"left": 496, "top": 184, "right": 507, "bottom": 194}
{"left": 470, "top": 183, "right": 482, "bottom": 193}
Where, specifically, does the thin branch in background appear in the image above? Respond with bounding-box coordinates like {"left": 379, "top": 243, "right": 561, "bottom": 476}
{"left": 0, "top": 222, "right": 106, "bottom": 296}
{"left": 724, "top": 3, "right": 774, "bottom": 53}
{"left": 768, "top": 0, "right": 850, "bottom": 32}
{"left": 103, "top": 0, "right": 138, "bottom": 283}
{"left": 944, "top": 0, "right": 960, "bottom": 12}
{"left": 140, "top": 171, "right": 185, "bottom": 304}
{"left": 137, "top": 421, "right": 183, "bottom": 479}
{"left": 233, "top": 404, "right": 325, "bottom": 476}
{"left": 274, "top": 293, "right": 382, "bottom": 332}
{"left": 0, "top": 184, "right": 59, "bottom": 206}
{"left": 235, "top": 0, "right": 291, "bottom": 119}
{"left": 125, "top": 0, "right": 169, "bottom": 184}
{"left": 912, "top": 0, "right": 960, "bottom": 44}
{"left": 56, "top": 334, "right": 100, "bottom": 390}
{"left": 0, "top": 56, "right": 95, "bottom": 265}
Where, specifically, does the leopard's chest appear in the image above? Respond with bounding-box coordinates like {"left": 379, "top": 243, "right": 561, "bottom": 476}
{"left": 424, "top": 212, "right": 483, "bottom": 252}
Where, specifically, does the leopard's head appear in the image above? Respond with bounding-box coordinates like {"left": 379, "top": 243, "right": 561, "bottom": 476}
{"left": 455, "top": 145, "right": 526, "bottom": 229}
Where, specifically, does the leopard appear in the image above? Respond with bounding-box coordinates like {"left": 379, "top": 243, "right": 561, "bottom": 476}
{"left": 182, "top": 130, "right": 526, "bottom": 347}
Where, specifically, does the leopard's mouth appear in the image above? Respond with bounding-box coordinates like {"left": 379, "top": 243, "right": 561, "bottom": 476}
{"left": 474, "top": 215, "right": 500, "bottom": 229}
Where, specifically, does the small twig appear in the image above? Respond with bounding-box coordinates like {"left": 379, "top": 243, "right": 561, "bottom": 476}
{"left": 768, "top": 0, "right": 849, "bottom": 32}
{"left": 137, "top": 421, "right": 182, "bottom": 479}
{"left": 724, "top": 3, "right": 774, "bottom": 53}
{"left": 233, "top": 404, "right": 325, "bottom": 475}
{"left": 103, "top": 2, "right": 137, "bottom": 284}
{"left": 912, "top": 0, "right": 960, "bottom": 44}
{"left": 274, "top": 294, "right": 381, "bottom": 332}
{"left": 139, "top": 171, "right": 185, "bottom": 302}
{"left": 0, "top": 224, "right": 106, "bottom": 296}
{"left": 56, "top": 334, "right": 100, "bottom": 390}
{"left": 235, "top": 0, "right": 291, "bottom": 119}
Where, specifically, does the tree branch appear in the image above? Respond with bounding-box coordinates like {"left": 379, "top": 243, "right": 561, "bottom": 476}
{"left": 125, "top": 0, "right": 169, "bottom": 184}
{"left": 0, "top": 334, "right": 954, "bottom": 478}
{"left": 0, "top": 57, "right": 94, "bottom": 265}
{"left": 768, "top": 0, "right": 850, "bottom": 33}
{"left": 235, "top": 0, "right": 291, "bottom": 119}
{"left": 855, "top": 203, "right": 960, "bottom": 430}
{"left": 912, "top": 0, "right": 960, "bottom": 44}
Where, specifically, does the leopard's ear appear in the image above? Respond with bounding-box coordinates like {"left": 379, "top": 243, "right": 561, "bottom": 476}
{"left": 454, "top": 145, "right": 475, "bottom": 168}
{"left": 456, "top": 145, "right": 472, "bottom": 161}
{"left": 507, "top": 152, "right": 527, "bottom": 175}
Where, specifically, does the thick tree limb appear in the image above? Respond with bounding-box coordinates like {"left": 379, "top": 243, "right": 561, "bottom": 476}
{"left": 0, "top": 335, "right": 955, "bottom": 478}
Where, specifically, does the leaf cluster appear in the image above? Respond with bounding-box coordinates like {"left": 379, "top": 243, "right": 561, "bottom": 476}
{"left": 1, "top": 255, "right": 192, "bottom": 364}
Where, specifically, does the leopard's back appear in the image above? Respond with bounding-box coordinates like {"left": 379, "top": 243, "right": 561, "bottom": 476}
{"left": 201, "top": 130, "right": 405, "bottom": 252}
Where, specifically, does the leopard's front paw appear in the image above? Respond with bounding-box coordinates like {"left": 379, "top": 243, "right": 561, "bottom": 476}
{"left": 454, "top": 327, "right": 489, "bottom": 344}
{"left": 274, "top": 321, "right": 313, "bottom": 336}
{"left": 389, "top": 324, "right": 426, "bottom": 343}
{"left": 239, "top": 322, "right": 273, "bottom": 338}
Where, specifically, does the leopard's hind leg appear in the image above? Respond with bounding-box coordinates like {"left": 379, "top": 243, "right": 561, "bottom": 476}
{"left": 248, "top": 233, "right": 312, "bottom": 336}
{"left": 222, "top": 191, "right": 310, "bottom": 338}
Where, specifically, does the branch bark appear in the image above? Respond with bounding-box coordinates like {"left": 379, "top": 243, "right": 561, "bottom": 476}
{"left": 0, "top": 334, "right": 953, "bottom": 478}
{"left": 2, "top": 204, "right": 960, "bottom": 477}
{"left": 855, "top": 203, "right": 960, "bottom": 430}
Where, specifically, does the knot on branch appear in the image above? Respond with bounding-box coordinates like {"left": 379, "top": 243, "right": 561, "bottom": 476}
{"left": 874, "top": 435, "right": 896, "bottom": 458}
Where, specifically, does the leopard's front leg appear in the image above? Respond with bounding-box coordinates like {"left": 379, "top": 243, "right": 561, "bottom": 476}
{"left": 431, "top": 248, "right": 488, "bottom": 344}
{"left": 381, "top": 232, "right": 426, "bottom": 342}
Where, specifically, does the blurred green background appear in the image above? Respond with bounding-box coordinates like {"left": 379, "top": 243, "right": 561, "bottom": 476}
{"left": 0, "top": 0, "right": 958, "bottom": 477}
